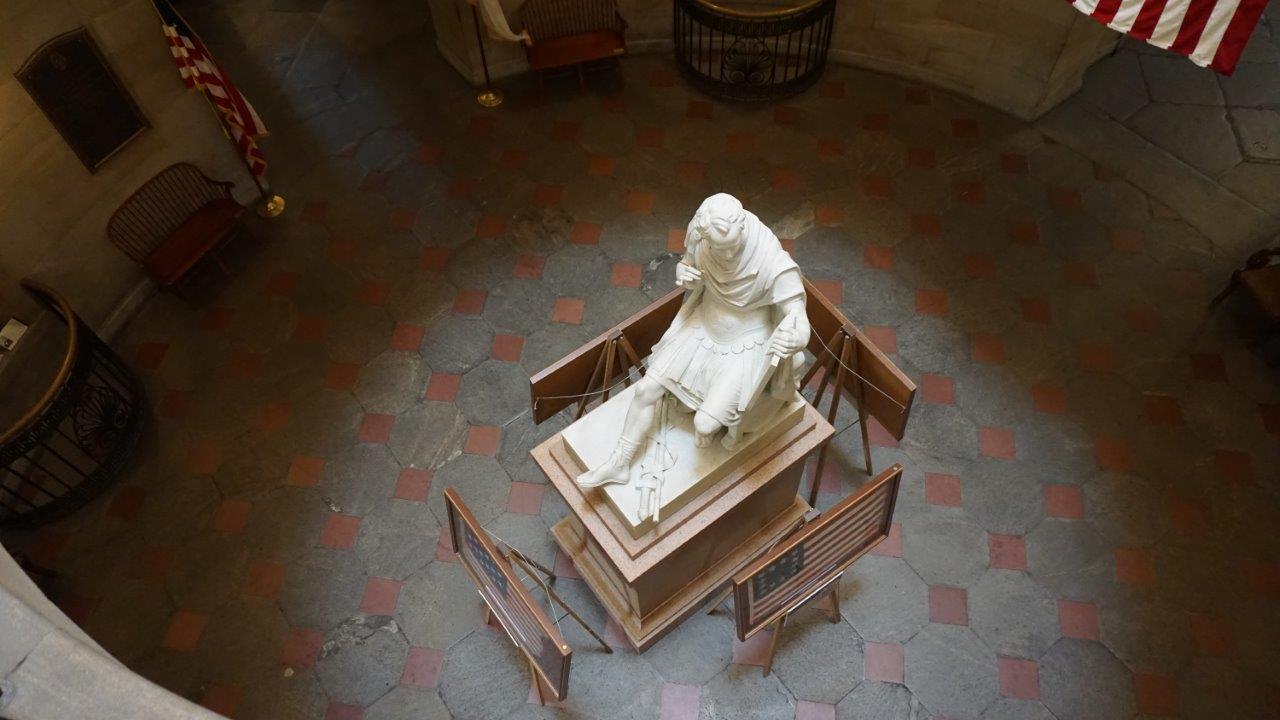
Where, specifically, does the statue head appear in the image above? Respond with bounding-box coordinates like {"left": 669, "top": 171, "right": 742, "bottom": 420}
{"left": 689, "top": 193, "right": 747, "bottom": 262}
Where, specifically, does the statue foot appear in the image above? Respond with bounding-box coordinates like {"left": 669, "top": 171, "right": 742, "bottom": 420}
{"left": 694, "top": 432, "right": 714, "bottom": 448}
{"left": 576, "top": 452, "right": 630, "bottom": 488}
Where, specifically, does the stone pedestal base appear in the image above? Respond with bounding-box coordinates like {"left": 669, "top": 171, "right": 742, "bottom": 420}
{"left": 533, "top": 402, "right": 832, "bottom": 651}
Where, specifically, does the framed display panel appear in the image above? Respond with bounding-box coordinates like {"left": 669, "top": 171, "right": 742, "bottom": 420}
{"left": 444, "top": 488, "right": 572, "bottom": 700}
{"left": 16, "top": 28, "right": 149, "bottom": 173}
{"left": 732, "top": 464, "right": 903, "bottom": 640}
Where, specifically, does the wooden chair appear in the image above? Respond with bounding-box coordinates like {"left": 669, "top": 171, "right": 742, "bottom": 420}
{"left": 1212, "top": 246, "right": 1280, "bottom": 365}
{"left": 521, "top": 0, "right": 627, "bottom": 89}
{"left": 107, "top": 163, "right": 248, "bottom": 292}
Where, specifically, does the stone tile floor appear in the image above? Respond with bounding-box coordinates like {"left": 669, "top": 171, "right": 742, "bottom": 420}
{"left": 7, "top": 1, "right": 1280, "bottom": 719}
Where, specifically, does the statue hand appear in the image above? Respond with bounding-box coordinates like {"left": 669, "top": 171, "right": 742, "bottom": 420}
{"left": 675, "top": 262, "right": 702, "bottom": 288}
{"left": 767, "top": 324, "right": 804, "bottom": 357}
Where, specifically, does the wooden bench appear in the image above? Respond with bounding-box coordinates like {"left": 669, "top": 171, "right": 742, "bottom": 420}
{"left": 107, "top": 163, "right": 249, "bottom": 292}
{"left": 522, "top": 0, "right": 626, "bottom": 89}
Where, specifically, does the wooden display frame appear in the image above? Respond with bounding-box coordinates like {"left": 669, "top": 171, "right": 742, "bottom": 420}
{"left": 730, "top": 464, "right": 903, "bottom": 672}
{"left": 444, "top": 488, "right": 573, "bottom": 702}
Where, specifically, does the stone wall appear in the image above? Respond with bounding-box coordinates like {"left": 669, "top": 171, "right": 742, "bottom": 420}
{"left": 0, "top": 0, "right": 251, "bottom": 333}
{"left": 434, "top": 0, "right": 1118, "bottom": 121}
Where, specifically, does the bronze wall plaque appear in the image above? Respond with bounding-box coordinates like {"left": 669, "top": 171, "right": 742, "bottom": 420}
{"left": 16, "top": 28, "right": 150, "bottom": 173}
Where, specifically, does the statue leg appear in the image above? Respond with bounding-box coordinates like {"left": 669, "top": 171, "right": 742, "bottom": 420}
{"left": 576, "top": 376, "right": 665, "bottom": 488}
{"left": 693, "top": 410, "right": 723, "bottom": 448}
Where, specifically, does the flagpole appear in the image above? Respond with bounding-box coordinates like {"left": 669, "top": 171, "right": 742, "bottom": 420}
{"left": 150, "top": 0, "right": 284, "bottom": 217}
{"left": 468, "top": 0, "right": 503, "bottom": 108}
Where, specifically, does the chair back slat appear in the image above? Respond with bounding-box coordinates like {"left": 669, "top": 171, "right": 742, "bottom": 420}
{"left": 522, "top": 0, "right": 622, "bottom": 42}
{"left": 107, "top": 163, "right": 231, "bottom": 262}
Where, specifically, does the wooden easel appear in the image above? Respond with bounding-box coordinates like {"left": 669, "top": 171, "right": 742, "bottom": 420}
{"left": 800, "top": 327, "right": 871, "bottom": 507}
{"left": 574, "top": 330, "right": 646, "bottom": 419}
{"left": 707, "top": 575, "right": 843, "bottom": 677}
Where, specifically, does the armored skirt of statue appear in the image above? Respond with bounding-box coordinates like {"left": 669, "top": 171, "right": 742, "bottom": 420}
{"left": 647, "top": 211, "right": 805, "bottom": 447}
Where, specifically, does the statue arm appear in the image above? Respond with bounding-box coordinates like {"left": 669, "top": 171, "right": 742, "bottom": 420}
{"left": 770, "top": 295, "right": 811, "bottom": 357}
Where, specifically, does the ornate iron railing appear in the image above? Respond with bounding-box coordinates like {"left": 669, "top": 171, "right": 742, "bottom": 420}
{"left": 673, "top": 0, "right": 836, "bottom": 101}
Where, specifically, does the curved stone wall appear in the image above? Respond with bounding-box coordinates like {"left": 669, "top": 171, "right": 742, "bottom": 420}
{"left": 435, "top": 0, "right": 1119, "bottom": 120}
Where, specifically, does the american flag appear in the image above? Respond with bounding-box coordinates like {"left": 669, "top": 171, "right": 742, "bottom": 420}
{"left": 736, "top": 465, "right": 901, "bottom": 638}
{"left": 1068, "top": 0, "right": 1268, "bottom": 74}
{"left": 152, "top": 0, "right": 268, "bottom": 175}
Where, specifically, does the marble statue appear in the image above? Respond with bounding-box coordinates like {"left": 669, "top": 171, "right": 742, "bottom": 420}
{"left": 576, "top": 193, "right": 811, "bottom": 520}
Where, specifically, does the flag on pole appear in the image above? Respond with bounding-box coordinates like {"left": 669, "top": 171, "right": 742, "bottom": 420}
{"left": 152, "top": 0, "right": 269, "bottom": 176}
{"left": 1067, "top": 0, "right": 1268, "bottom": 74}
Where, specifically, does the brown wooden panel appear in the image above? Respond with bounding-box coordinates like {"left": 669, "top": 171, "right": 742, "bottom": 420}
{"left": 732, "top": 464, "right": 903, "bottom": 640}
{"left": 803, "top": 278, "right": 916, "bottom": 440}
{"left": 444, "top": 488, "right": 572, "bottom": 699}
{"left": 528, "top": 288, "right": 684, "bottom": 424}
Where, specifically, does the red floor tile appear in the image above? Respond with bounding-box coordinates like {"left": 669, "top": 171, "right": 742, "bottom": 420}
{"left": 864, "top": 642, "right": 904, "bottom": 684}
{"left": 668, "top": 229, "right": 687, "bottom": 252}
{"left": 266, "top": 271, "right": 300, "bottom": 296}
{"left": 107, "top": 485, "right": 147, "bottom": 521}
{"left": 477, "top": 214, "right": 508, "bottom": 239}
{"left": 453, "top": 289, "right": 487, "bottom": 315}
{"left": 491, "top": 334, "right": 525, "bottom": 362}
{"left": 1058, "top": 600, "right": 1100, "bottom": 641}
{"left": 861, "top": 112, "right": 888, "bottom": 131}
{"left": 570, "top": 221, "right": 602, "bottom": 246}
{"left": 731, "top": 629, "right": 775, "bottom": 666}
{"left": 1008, "top": 220, "right": 1040, "bottom": 244}
{"left": 131, "top": 545, "right": 176, "bottom": 583}
{"left": 1213, "top": 449, "right": 1253, "bottom": 484}
{"left": 1044, "top": 484, "right": 1084, "bottom": 519}
{"left": 819, "top": 80, "right": 845, "bottom": 99}
{"left": 394, "top": 468, "right": 432, "bottom": 502}
{"left": 727, "top": 132, "right": 757, "bottom": 153}
{"left": 324, "top": 362, "right": 361, "bottom": 391}
{"left": 1115, "top": 547, "right": 1156, "bottom": 586}
{"left": 255, "top": 401, "right": 291, "bottom": 431}
{"left": 1259, "top": 402, "right": 1280, "bottom": 434}
{"left": 955, "top": 181, "right": 985, "bottom": 204}
{"left": 553, "top": 549, "right": 581, "bottom": 579}
{"left": 626, "top": 191, "right": 656, "bottom": 213}
{"left": 636, "top": 127, "right": 664, "bottom": 148}
{"left": 1244, "top": 560, "right": 1280, "bottom": 598}
{"left": 436, "top": 528, "right": 458, "bottom": 563}
{"left": 294, "top": 314, "right": 326, "bottom": 343}
{"left": 816, "top": 138, "right": 844, "bottom": 159}
{"left": 611, "top": 262, "right": 643, "bottom": 288}
{"left": 162, "top": 610, "right": 209, "bottom": 652}
{"left": 963, "top": 253, "right": 996, "bottom": 278}
{"left": 357, "top": 413, "right": 395, "bottom": 444}
{"left": 389, "top": 208, "right": 417, "bottom": 231}
{"left": 1133, "top": 673, "right": 1177, "bottom": 716}
{"left": 1080, "top": 343, "right": 1115, "bottom": 374}
{"left": 465, "top": 425, "right": 502, "bottom": 456}
{"left": 815, "top": 204, "right": 845, "bottom": 226}
{"left": 1168, "top": 493, "right": 1209, "bottom": 534}
{"left": 507, "top": 482, "right": 545, "bottom": 515}
{"left": 1142, "top": 394, "right": 1183, "bottom": 425}
{"left": 863, "top": 244, "right": 893, "bottom": 270}
{"left": 446, "top": 178, "right": 476, "bottom": 200}
{"left": 924, "top": 473, "right": 962, "bottom": 507}
{"left": 811, "top": 280, "right": 843, "bottom": 305}
{"left": 25, "top": 531, "right": 69, "bottom": 569}
{"left": 929, "top": 585, "right": 968, "bottom": 625}
{"left": 357, "top": 280, "right": 391, "bottom": 307}
{"left": 1000, "top": 153, "right": 1028, "bottom": 174}
{"left": 660, "top": 683, "right": 701, "bottom": 720}
{"left": 514, "top": 254, "right": 546, "bottom": 279}
{"left": 916, "top": 289, "right": 948, "bottom": 316}
{"left": 1019, "top": 297, "right": 1052, "bottom": 325}
{"left": 770, "top": 166, "right": 799, "bottom": 190}
{"left": 972, "top": 334, "right": 1006, "bottom": 364}
{"left": 415, "top": 143, "right": 442, "bottom": 165}
{"left": 794, "top": 700, "right": 836, "bottom": 720}
{"left": 424, "top": 373, "right": 461, "bottom": 402}
{"left": 1125, "top": 303, "right": 1161, "bottom": 333}
{"left": 1188, "top": 612, "right": 1233, "bottom": 656}
{"left": 134, "top": 342, "right": 169, "bottom": 370}
{"left": 360, "top": 577, "right": 402, "bottom": 615}
{"left": 303, "top": 200, "right": 330, "bottom": 219}
{"left": 1031, "top": 384, "right": 1067, "bottom": 414}
{"left": 468, "top": 116, "right": 495, "bottom": 136}
{"left": 980, "top": 427, "right": 1016, "bottom": 459}
{"left": 862, "top": 174, "right": 893, "bottom": 199}
{"left": 552, "top": 298, "right": 585, "bottom": 325}
{"left": 997, "top": 656, "right": 1039, "bottom": 700}
{"left": 245, "top": 560, "right": 287, "bottom": 599}
{"left": 402, "top": 646, "right": 445, "bottom": 688}
{"left": 951, "top": 118, "right": 979, "bottom": 138}
{"left": 1110, "top": 227, "right": 1144, "bottom": 251}
{"left": 500, "top": 148, "right": 528, "bottom": 170}
{"left": 1047, "top": 187, "right": 1083, "bottom": 213}
{"left": 359, "top": 170, "right": 389, "bottom": 192}
{"left": 773, "top": 105, "right": 803, "bottom": 125}
{"left": 988, "top": 533, "right": 1027, "bottom": 571}
{"left": 325, "top": 703, "right": 364, "bottom": 720}
{"left": 687, "top": 100, "right": 713, "bottom": 120}
{"left": 391, "top": 323, "right": 426, "bottom": 352}
{"left": 871, "top": 523, "right": 903, "bottom": 557}
{"left": 201, "top": 683, "right": 241, "bottom": 717}
{"left": 1095, "top": 436, "right": 1133, "bottom": 471}
{"left": 551, "top": 121, "right": 578, "bottom": 142}
{"left": 1189, "top": 353, "right": 1228, "bottom": 382}
{"left": 905, "top": 86, "right": 931, "bottom": 104}
{"left": 200, "top": 307, "right": 235, "bottom": 333}
{"left": 864, "top": 326, "right": 896, "bottom": 354}
{"left": 281, "top": 627, "right": 325, "bottom": 669}
{"left": 587, "top": 154, "right": 615, "bottom": 177}
{"left": 920, "top": 374, "right": 954, "bottom": 405}
{"left": 321, "top": 514, "right": 362, "bottom": 549}
{"left": 1064, "top": 262, "right": 1097, "bottom": 286}
{"left": 674, "top": 160, "right": 706, "bottom": 184}
{"left": 907, "top": 147, "right": 936, "bottom": 168}
{"left": 211, "top": 498, "right": 251, "bottom": 535}
{"left": 158, "top": 389, "right": 193, "bottom": 420}
{"left": 286, "top": 455, "right": 325, "bottom": 488}
{"left": 420, "top": 246, "right": 451, "bottom": 270}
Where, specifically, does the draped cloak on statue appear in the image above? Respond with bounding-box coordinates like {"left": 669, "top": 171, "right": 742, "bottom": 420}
{"left": 647, "top": 202, "right": 805, "bottom": 446}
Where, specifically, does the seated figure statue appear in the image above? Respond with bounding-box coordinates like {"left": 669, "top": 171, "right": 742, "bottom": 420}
{"left": 576, "top": 193, "right": 811, "bottom": 517}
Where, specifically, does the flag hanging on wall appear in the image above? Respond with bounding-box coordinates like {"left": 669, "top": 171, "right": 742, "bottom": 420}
{"left": 1067, "top": 0, "right": 1268, "bottom": 74}
{"left": 151, "top": 0, "right": 269, "bottom": 176}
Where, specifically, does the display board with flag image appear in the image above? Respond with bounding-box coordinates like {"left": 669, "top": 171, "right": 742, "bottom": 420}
{"left": 151, "top": 0, "right": 269, "bottom": 178}
{"left": 1067, "top": 0, "right": 1268, "bottom": 74}
{"left": 733, "top": 464, "right": 903, "bottom": 641}
{"left": 444, "top": 488, "right": 572, "bottom": 701}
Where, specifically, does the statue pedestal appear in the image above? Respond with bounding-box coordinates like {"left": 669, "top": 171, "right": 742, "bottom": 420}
{"left": 533, "top": 401, "right": 832, "bottom": 651}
